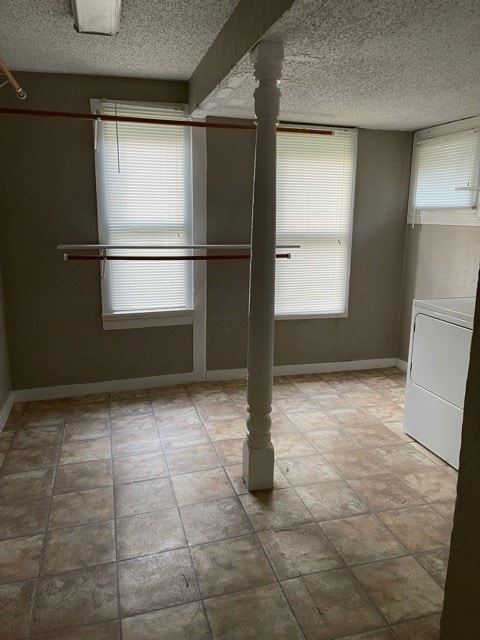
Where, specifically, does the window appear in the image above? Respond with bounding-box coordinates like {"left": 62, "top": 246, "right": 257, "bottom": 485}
{"left": 92, "top": 100, "right": 192, "bottom": 329}
{"left": 275, "top": 128, "right": 357, "bottom": 318}
{"left": 408, "top": 123, "right": 480, "bottom": 226}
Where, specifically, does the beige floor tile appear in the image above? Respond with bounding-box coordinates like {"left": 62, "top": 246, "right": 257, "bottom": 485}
{"left": 10, "top": 424, "right": 63, "bottom": 450}
{"left": 33, "top": 564, "right": 118, "bottom": 635}
{"left": 203, "top": 418, "right": 245, "bottom": 441}
{"left": 113, "top": 452, "right": 168, "bottom": 485}
{"left": 67, "top": 393, "right": 110, "bottom": 407}
{"left": 0, "top": 498, "right": 50, "bottom": 538}
{"left": 315, "top": 393, "right": 351, "bottom": 411}
{"left": 24, "top": 398, "right": 68, "bottom": 412}
{"left": 154, "top": 406, "right": 201, "bottom": 429}
{"left": 0, "top": 468, "right": 54, "bottom": 503}
{"left": 276, "top": 454, "right": 340, "bottom": 486}
{"left": 43, "top": 521, "right": 115, "bottom": 574}
{"left": 160, "top": 423, "right": 210, "bottom": 450}
{"left": 287, "top": 411, "right": 339, "bottom": 433}
{"left": 50, "top": 486, "right": 114, "bottom": 529}
{"left": 191, "top": 534, "right": 275, "bottom": 599}
{"left": 379, "top": 505, "right": 452, "bottom": 554}
{"left": 111, "top": 432, "right": 162, "bottom": 458}
{"left": 352, "top": 556, "right": 444, "bottom": 625}
{"left": 54, "top": 459, "right": 113, "bottom": 494}
{"left": 1, "top": 445, "right": 59, "bottom": 475}
{"left": 258, "top": 522, "right": 343, "bottom": 580}
{"left": 66, "top": 403, "right": 109, "bottom": 425}
{"left": 60, "top": 437, "right": 111, "bottom": 465}
{"left": 181, "top": 496, "right": 252, "bottom": 545}
{"left": 166, "top": 444, "right": 221, "bottom": 475}
{"left": 321, "top": 514, "right": 407, "bottom": 565}
{"left": 109, "top": 389, "right": 149, "bottom": 402}
{"left": 213, "top": 438, "right": 243, "bottom": 465}
{"left": 409, "top": 442, "right": 446, "bottom": 465}
{"left": 116, "top": 508, "right": 186, "bottom": 560}
{"left": 371, "top": 444, "right": 436, "bottom": 472}
{"left": 415, "top": 548, "right": 449, "bottom": 587}
{"left": 347, "top": 474, "right": 424, "bottom": 512}
{"left": 205, "top": 583, "right": 304, "bottom": 640}
{"left": 225, "top": 463, "right": 289, "bottom": 495}
{"left": 21, "top": 408, "right": 65, "bottom": 428}
{"left": 122, "top": 601, "right": 211, "bottom": 640}
{"left": 383, "top": 422, "right": 413, "bottom": 442}
{"left": 0, "top": 579, "right": 35, "bottom": 640}
{"left": 110, "top": 414, "right": 156, "bottom": 437}
{"left": 110, "top": 399, "right": 152, "bottom": 419}
{"left": 239, "top": 488, "right": 313, "bottom": 531}
{"left": 400, "top": 467, "right": 458, "bottom": 502}
{"left": 344, "top": 424, "right": 405, "bottom": 447}
{"left": 392, "top": 613, "right": 441, "bottom": 639}
{"left": 195, "top": 400, "right": 241, "bottom": 422}
{"left": 296, "top": 480, "right": 369, "bottom": 522}
{"left": 322, "top": 450, "right": 389, "bottom": 479}
{"left": 33, "top": 620, "right": 120, "bottom": 639}
{"left": 292, "top": 379, "right": 335, "bottom": 395}
{"left": 118, "top": 547, "right": 199, "bottom": 617}
{"left": 274, "top": 397, "right": 320, "bottom": 414}
{"left": 282, "top": 568, "right": 385, "bottom": 639}
{"left": 0, "top": 430, "right": 14, "bottom": 452}
{"left": 64, "top": 419, "right": 110, "bottom": 442}
{"left": 0, "top": 534, "right": 43, "bottom": 583}
{"left": 306, "top": 427, "right": 362, "bottom": 453}
{"left": 329, "top": 407, "right": 377, "bottom": 427}
{"left": 271, "top": 432, "right": 318, "bottom": 458}
{"left": 430, "top": 500, "right": 456, "bottom": 521}
{"left": 336, "top": 629, "right": 396, "bottom": 639}
{"left": 365, "top": 402, "right": 404, "bottom": 423}
{"left": 114, "top": 478, "right": 175, "bottom": 518}
{"left": 172, "top": 467, "right": 234, "bottom": 506}
{"left": 343, "top": 390, "right": 387, "bottom": 408}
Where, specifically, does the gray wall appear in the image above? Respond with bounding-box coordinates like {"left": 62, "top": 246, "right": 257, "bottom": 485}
{"left": 206, "top": 126, "right": 413, "bottom": 370}
{"left": 0, "top": 266, "right": 10, "bottom": 408}
{"left": 0, "top": 72, "right": 192, "bottom": 389}
{"left": 397, "top": 225, "right": 480, "bottom": 361}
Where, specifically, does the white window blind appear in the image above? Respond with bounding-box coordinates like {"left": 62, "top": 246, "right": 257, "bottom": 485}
{"left": 275, "top": 128, "right": 357, "bottom": 317}
{"left": 97, "top": 101, "right": 191, "bottom": 315}
{"left": 413, "top": 129, "right": 480, "bottom": 212}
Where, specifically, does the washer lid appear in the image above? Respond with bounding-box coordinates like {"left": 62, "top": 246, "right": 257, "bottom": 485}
{"left": 413, "top": 297, "right": 476, "bottom": 326}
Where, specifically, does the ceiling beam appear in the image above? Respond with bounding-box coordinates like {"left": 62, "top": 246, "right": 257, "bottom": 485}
{"left": 188, "top": 0, "right": 297, "bottom": 115}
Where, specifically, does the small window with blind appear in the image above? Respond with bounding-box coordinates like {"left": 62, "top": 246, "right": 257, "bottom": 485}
{"left": 275, "top": 128, "right": 357, "bottom": 318}
{"left": 91, "top": 100, "right": 193, "bottom": 330}
{"left": 408, "top": 124, "right": 480, "bottom": 226}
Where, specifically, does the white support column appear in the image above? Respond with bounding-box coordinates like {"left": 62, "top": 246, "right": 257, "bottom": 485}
{"left": 243, "top": 40, "right": 284, "bottom": 491}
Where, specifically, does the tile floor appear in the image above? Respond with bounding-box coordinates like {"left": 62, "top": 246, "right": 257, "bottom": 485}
{"left": 0, "top": 367, "right": 457, "bottom": 639}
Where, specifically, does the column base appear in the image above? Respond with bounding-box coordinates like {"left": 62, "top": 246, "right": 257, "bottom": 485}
{"left": 242, "top": 440, "right": 274, "bottom": 491}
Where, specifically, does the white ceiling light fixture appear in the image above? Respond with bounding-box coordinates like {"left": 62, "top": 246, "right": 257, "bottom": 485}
{"left": 72, "top": 0, "right": 122, "bottom": 36}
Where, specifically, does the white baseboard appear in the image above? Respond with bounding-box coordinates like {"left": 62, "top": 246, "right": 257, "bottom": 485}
{"left": 13, "top": 358, "right": 401, "bottom": 403}
{"left": 207, "top": 357, "right": 397, "bottom": 381}
{"left": 13, "top": 372, "right": 195, "bottom": 402}
{"left": 395, "top": 358, "right": 408, "bottom": 373}
{"left": 0, "top": 391, "right": 15, "bottom": 431}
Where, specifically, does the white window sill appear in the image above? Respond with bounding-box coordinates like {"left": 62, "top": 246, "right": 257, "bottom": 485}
{"left": 275, "top": 312, "right": 348, "bottom": 320}
{"left": 102, "top": 309, "right": 194, "bottom": 330}
{"left": 407, "top": 207, "right": 480, "bottom": 226}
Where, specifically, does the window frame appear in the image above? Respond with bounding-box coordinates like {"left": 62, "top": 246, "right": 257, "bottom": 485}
{"left": 407, "top": 116, "right": 480, "bottom": 227}
{"left": 274, "top": 126, "right": 358, "bottom": 321}
{"left": 91, "top": 99, "right": 194, "bottom": 330}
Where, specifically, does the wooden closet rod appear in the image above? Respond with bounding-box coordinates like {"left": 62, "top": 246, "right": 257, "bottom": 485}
{"left": 0, "top": 107, "right": 334, "bottom": 136}
{"left": 64, "top": 253, "right": 291, "bottom": 262}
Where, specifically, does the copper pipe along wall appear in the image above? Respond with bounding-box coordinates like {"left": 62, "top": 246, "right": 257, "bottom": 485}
{"left": 0, "top": 107, "right": 334, "bottom": 135}
{"left": 0, "top": 59, "right": 26, "bottom": 100}
{"left": 64, "top": 253, "right": 291, "bottom": 261}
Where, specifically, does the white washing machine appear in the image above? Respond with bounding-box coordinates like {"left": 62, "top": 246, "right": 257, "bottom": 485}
{"left": 404, "top": 297, "right": 476, "bottom": 469}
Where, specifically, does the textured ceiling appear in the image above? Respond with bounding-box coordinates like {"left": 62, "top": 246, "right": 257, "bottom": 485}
{"left": 201, "top": 0, "right": 480, "bottom": 130}
{"left": 0, "top": 0, "right": 239, "bottom": 80}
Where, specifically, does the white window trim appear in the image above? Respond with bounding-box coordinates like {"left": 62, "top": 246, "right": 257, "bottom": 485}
{"left": 274, "top": 126, "right": 358, "bottom": 321}
{"left": 91, "top": 98, "right": 195, "bottom": 330}
{"left": 407, "top": 115, "right": 480, "bottom": 227}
